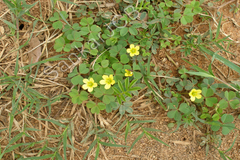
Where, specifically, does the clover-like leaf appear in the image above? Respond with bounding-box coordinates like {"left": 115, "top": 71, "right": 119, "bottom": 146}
{"left": 202, "top": 87, "right": 214, "bottom": 97}
{"left": 53, "top": 21, "right": 63, "bottom": 30}
{"left": 79, "top": 63, "right": 89, "bottom": 74}
{"left": 50, "top": 12, "right": 60, "bottom": 21}
{"left": 222, "top": 124, "right": 235, "bottom": 135}
{"left": 71, "top": 75, "right": 83, "bottom": 85}
{"left": 218, "top": 99, "right": 228, "bottom": 109}
{"left": 205, "top": 97, "right": 218, "bottom": 107}
{"left": 229, "top": 99, "right": 239, "bottom": 109}
{"left": 225, "top": 91, "right": 236, "bottom": 101}
{"left": 54, "top": 37, "right": 65, "bottom": 52}
{"left": 69, "top": 89, "right": 82, "bottom": 104}
{"left": 179, "top": 103, "right": 190, "bottom": 114}
{"left": 221, "top": 114, "right": 234, "bottom": 123}
{"left": 79, "top": 91, "right": 88, "bottom": 101}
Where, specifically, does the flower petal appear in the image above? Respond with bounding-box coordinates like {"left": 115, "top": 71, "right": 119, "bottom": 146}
{"left": 196, "top": 89, "right": 202, "bottom": 93}
{"left": 93, "top": 83, "right": 97, "bottom": 87}
{"left": 135, "top": 46, "right": 139, "bottom": 50}
{"left": 130, "top": 44, "right": 134, "bottom": 48}
{"left": 82, "top": 84, "right": 88, "bottom": 90}
{"left": 127, "top": 49, "right": 131, "bottom": 53}
{"left": 196, "top": 95, "right": 202, "bottom": 99}
{"left": 102, "top": 75, "right": 108, "bottom": 80}
{"left": 109, "top": 74, "right": 113, "bottom": 79}
{"left": 89, "top": 78, "right": 94, "bottom": 82}
{"left": 83, "top": 79, "right": 89, "bottom": 83}
{"left": 190, "top": 96, "right": 195, "bottom": 101}
{"left": 105, "top": 84, "right": 111, "bottom": 89}
{"left": 100, "top": 80, "right": 106, "bottom": 85}
{"left": 135, "top": 51, "right": 139, "bottom": 55}
{"left": 88, "top": 87, "right": 93, "bottom": 92}
{"left": 130, "top": 53, "right": 135, "bottom": 57}
{"left": 111, "top": 80, "right": 115, "bottom": 85}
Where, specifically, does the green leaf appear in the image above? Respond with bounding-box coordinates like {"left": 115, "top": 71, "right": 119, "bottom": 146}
{"left": 90, "top": 49, "right": 98, "bottom": 55}
{"left": 86, "top": 101, "right": 96, "bottom": 108}
{"left": 222, "top": 124, "right": 235, "bottom": 135}
{"left": 101, "top": 60, "right": 109, "bottom": 68}
{"left": 94, "top": 88, "right": 103, "bottom": 98}
{"left": 215, "top": 14, "right": 222, "bottom": 39}
{"left": 39, "top": 119, "right": 66, "bottom": 128}
{"left": 129, "top": 26, "right": 138, "bottom": 35}
{"left": 99, "top": 141, "right": 128, "bottom": 147}
{"left": 118, "top": 81, "right": 124, "bottom": 92}
{"left": 98, "top": 103, "right": 106, "bottom": 110}
{"left": 50, "top": 12, "right": 59, "bottom": 21}
{"left": 167, "top": 110, "right": 181, "bottom": 121}
{"left": 79, "top": 64, "right": 89, "bottom": 74}
{"left": 103, "top": 95, "right": 115, "bottom": 104}
{"left": 181, "top": 15, "right": 193, "bottom": 25}
{"left": 80, "top": 27, "right": 90, "bottom": 35}
{"left": 133, "top": 72, "right": 142, "bottom": 79}
{"left": 225, "top": 91, "right": 236, "bottom": 100}
{"left": 91, "top": 25, "right": 101, "bottom": 32}
{"left": 205, "top": 97, "right": 218, "bottom": 107}
{"left": 202, "top": 87, "right": 214, "bottom": 97}
{"left": 120, "top": 54, "right": 129, "bottom": 64}
{"left": 53, "top": 21, "right": 63, "bottom": 29}
{"left": 71, "top": 75, "right": 83, "bottom": 85}
{"left": 221, "top": 114, "right": 234, "bottom": 123}
{"left": 120, "top": 27, "right": 129, "bottom": 36}
{"left": 91, "top": 106, "right": 100, "bottom": 114}
{"left": 229, "top": 99, "right": 239, "bottom": 109}
{"left": 199, "top": 46, "right": 240, "bottom": 75}
{"left": 83, "top": 139, "right": 97, "bottom": 160}
{"left": 79, "top": 91, "right": 88, "bottom": 101}
{"left": 212, "top": 114, "right": 220, "bottom": 121}
{"left": 145, "top": 132, "right": 170, "bottom": 147}
{"left": 179, "top": 103, "right": 190, "bottom": 114}
{"left": 218, "top": 99, "right": 228, "bottom": 109}
{"left": 127, "top": 132, "right": 144, "bottom": 153}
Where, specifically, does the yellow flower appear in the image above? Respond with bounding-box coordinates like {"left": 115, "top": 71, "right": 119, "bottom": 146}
{"left": 125, "top": 69, "right": 133, "bottom": 77}
{"left": 100, "top": 75, "right": 115, "bottom": 89}
{"left": 189, "top": 89, "right": 202, "bottom": 101}
{"left": 82, "top": 78, "right": 97, "bottom": 92}
{"left": 127, "top": 44, "right": 140, "bottom": 57}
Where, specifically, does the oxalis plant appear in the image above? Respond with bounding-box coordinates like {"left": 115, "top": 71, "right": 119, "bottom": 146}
{"left": 46, "top": 0, "right": 240, "bottom": 159}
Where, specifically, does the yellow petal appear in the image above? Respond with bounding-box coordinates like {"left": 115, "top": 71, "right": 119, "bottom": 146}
{"left": 109, "top": 74, "right": 113, "bottom": 79}
{"left": 135, "top": 46, "right": 139, "bottom": 50}
{"left": 89, "top": 78, "right": 94, "bottom": 82}
{"left": 83, "top": 79, "right": 89, "bottom": 83}
{"left": 125, "top": 73, "right": 128, "bottom": 76}
{"left": 127, "top": 49, "right": 131, "bottom": 53}
{"left": 196, "top": 95, "right": 202, "bottom": 99}
{"left": 105, "top": 84, "right": 111, "bottom": 89}
{"left": 88, "top": 87, "right": 93, "bottom": 92}
{"left": 130, "top": 44, "right": 134, "bottom": 48}
{"left": 93, "top": 83, "right": 97, "bottom": 87}
{"left": 192, "top": 89, "right": 197, "bottom": 92}
{"left": 135, "top": 51, "right": 139, "bottom": 55}
{"left": 102, "top": 75, "right": 108, "bottom": 80}
{"left": 111, "top": 80, "right": 115, "bottom": 85}
{"left": 190, "top": 96, "right": 195, "bottom": 101}
{"left": 130, "top": 53, "right": 135, "bottom": 57}
{"left": 100, "top": 80, "right": 105, "bottom": 85}
{"left": 82, "top": 84, "right": 88, "bottom": 90}
{"left": 196, "top": 89, "right": 202, "bottom": 93}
